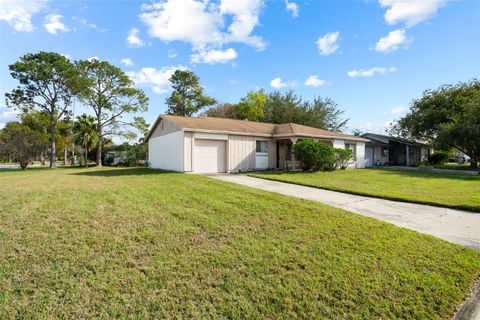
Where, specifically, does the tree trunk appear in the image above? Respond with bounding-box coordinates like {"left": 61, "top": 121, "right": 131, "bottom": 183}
{"left": 470, "top": 156, "right": 478, "bottom": 169}
{"left": 96, "top": 108, "right": 103, "bottom": 167}
{"left": 40, "top": 152, "right": 45, "bottom": 166}
{"left": 64, "top": 146, "right": 67, "bottom": 166}
{"left": 85, "top": 148, "right": 88, "bottom": 168}
{"left": 49, "top": 119, "right": 56, "bottom": 168}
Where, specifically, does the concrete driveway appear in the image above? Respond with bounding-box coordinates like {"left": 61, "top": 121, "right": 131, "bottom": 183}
{"left": 212, "top": 174, "right": 480, "bottom": 251}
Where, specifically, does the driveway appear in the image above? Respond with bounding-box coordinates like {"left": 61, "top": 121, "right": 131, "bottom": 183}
{"left": 211, "top": 174, "right": 480, "bottom": 251}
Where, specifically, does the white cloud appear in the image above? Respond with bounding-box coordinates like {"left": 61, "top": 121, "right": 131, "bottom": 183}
{"left": 347, "top": 66, "right": 396, "bottom": 78}
{"left": 140, "top": 0, "right": 265, "bottom": 64}
{"left": 43, "top": 14, "right": 70, "bottom": 35}
{"left": 0, "top": 108, "right": 20, "bottom": 129}
{"left": 121, "top": 57, "right": 134, "bottom": 67}
{"left": 73, "top": 16, "right": 108, "bottom": 32}
{"left": 190, "top": 48, "right": 237, "bottom": 64}
{"left": 127, "top": 27, "right": 146, "bottom": 47}
{"left": 126, "top": 65, "right": 188, "bottom": 94}
{"left": 167, "top": 49, "right": 177, "bottom": 58}
{"left": 0, "top": 109, "right": 20, "bottom": 119}
{"left": 0, "top": 0, "right": 46, "bottom": 32}
{"left": 285, "top": 0, "right": 299, "bottom": 18}
{"left": 316, "top": 31, "right": 340, "bottom": 56}
{"left": 359, "top": 121, "right": 394, "bottom": 133}
{"left": 375, "top": 29, "right": 408, "bottom": 52}
{"left": 304, "top": 75, "right": 326, "bottom": 87}
{"left": 87, "top": 56, "right": 98, "bottom": 62}
{"left": 270, "top": 77, "right": 296, "bottom": 89}
{"left": 379, "top": 0, "right": 445, "bottom": 27}
{"left": 383, "top": 105, "right": 407, "bottom": 115}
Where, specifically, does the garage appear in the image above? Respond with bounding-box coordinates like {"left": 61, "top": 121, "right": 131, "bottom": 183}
{"left": 193, "top": 139, "right": 226, "bottom": 173}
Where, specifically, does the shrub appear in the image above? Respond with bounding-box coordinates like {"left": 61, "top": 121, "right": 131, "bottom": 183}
{"left": 428, "top": 152, "right": 449, "bottom": 165}
{"left": 333, "top": 148, "right": 353, "bottom": 170}
{"left": 293, "top": 139, "right": 335, "bottom": 171}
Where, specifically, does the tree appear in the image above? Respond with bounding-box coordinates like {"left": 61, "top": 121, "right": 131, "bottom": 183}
{"left": 236, "top": 90, "right": 268, "bottom": 121}
{"left": 76, "top": 59, "right": 148, "bottom": 166}
{"left": 393, "top": 80, "right": 480, "bottom": 168}
{"left": 264, "top": 91, "right": 348, "bottom": 131}
{"left": 73, "top": 114, "right": 98, "bottom": 167}
{"left": 0, "top": 122, "right": 45, "bottom": 169}
{"left": 6, "top": 52, "right": 79, "bottom": 168}
{"left": 304, "top": 97, "right": 348, "bottom": 132}
{"left": 166, "top": 70, "right": 216, "bottom": 116}
{"left": 205, "top": 103, "right": 241, "bottom": 119}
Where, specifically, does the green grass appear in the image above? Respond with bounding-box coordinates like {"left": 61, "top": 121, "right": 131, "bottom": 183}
{"left": 434, "top": 163, "right": 480, "bottom": 172}
{"left": 0, "top": 167, "right": 479, "bottom": 319}
{"left": 251, "top": 168, "right": 480, "bottom": 212}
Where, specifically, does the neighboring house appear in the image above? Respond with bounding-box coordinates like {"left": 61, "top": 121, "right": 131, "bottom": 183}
{"left": 146, "top": 115, "right": 369, "bottom": 173}
{"left": 362, "top": 133, "right": 432, "bottom": 167}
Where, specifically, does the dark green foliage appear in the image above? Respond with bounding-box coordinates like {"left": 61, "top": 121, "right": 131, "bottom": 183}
{"left": 206, "top": 90, "right": 348, "bottom": 132}
{"left": 394, "top": 79, "right": 480, "bottom": 168}
{"left": 333, "top": 148, "right": 353, "bottom": 169}
{"left": 427, "top": 152, "right": 449, "bottom": 165}
{"left": 166, "top": 70, "right": 216, "bottom": 116}
{"left": 6, "top": 52, "right": 79, "bottom": 168}
{"left": 76, "top": 59, "right": 148, "bottom": 166}
{"left": 293, "top": 139, "right": 335, "bottom": 171}
{"left": 0, "top": 122, "right": 45, "bottom": 169}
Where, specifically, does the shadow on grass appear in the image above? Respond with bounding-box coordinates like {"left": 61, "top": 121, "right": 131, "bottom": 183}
{"left": 70, "top": 167, "right": 175, "bottom": 177}
{"left": 261, "top": 167, "right": 479, "bottom": 181}
{"left": 364, "top": 167, "right": 480, "bottom": 181}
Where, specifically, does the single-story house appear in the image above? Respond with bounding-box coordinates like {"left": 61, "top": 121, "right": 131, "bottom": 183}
{"left": 146, "top": 115, "right": 369, "bottom": 173}
{"left": 361, "top": 133, "right": 432, "bottom": 167}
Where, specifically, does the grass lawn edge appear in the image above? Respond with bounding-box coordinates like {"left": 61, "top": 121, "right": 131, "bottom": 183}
{"left": 248, "top": 173, "right": 480, "bottom": 213}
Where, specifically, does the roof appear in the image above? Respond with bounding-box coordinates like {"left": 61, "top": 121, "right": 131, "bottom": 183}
{"left": 362, "top": 132, "right": 430, "bottom": 147}
{"left": 147, "top": 114, "right": 369, "bottom": 142}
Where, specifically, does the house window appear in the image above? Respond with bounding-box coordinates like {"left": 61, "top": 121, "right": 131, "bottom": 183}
{"left": 256, "top": 141, "right": 268, "bottom": 153}
{"left": 345, "top": 143, "right": 357, "bottom": 160}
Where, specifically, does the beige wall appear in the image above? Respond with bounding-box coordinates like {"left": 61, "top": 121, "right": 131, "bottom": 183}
{"left": 228, "top": 135, "right": 256, "bottom": 172}
{"left": 268, "top": 140, "right": 277, "bottom": 168}
{"left": 150, "top": 119, "right": 180, "bottom": 139}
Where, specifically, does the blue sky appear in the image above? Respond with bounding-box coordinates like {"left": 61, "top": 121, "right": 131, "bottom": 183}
{"left": 1, "top": 0, "right": 479, "bottom": 136}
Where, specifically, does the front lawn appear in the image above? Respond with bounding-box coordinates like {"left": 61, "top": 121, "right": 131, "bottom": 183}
{"left": 0, "top": 167, "right": 479, "bottom": 319}
{"left": 251, "top": 168, "right": 480, "bottom": 212}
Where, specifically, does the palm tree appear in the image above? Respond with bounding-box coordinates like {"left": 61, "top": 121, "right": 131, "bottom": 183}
{"left": 73, "top": 114, "right": 98, "bottom": 167}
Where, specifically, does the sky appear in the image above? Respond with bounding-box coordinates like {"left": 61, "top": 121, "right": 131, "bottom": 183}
{"left": 1, "top": 0, "right": 479, "bottom": 137}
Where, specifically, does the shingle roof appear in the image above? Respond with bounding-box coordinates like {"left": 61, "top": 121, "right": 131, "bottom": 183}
{"left": 147, "top": 114, "right": 368, "bottom": 142}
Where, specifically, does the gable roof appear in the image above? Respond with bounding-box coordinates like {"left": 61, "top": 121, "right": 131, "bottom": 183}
{"left": 362, "top": 133, "right": 430, "bottom": 147}
{"left": 146, "top": 114, "right": 368, "bottom": 142}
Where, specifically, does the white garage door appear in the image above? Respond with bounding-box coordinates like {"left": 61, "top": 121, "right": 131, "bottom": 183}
{"left": 194, "top": 139, "right": 226, "bottom": 173}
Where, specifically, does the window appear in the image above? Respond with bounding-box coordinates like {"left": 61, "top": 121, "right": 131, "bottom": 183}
{"left": 345, "top": 143, "right": 357, "bottom": 160}
{"left": 256, "top": 141, "right": 268, "bottom": 153}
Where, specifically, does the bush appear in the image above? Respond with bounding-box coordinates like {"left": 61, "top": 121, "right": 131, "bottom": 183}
{"left": 428, "top": 152, "right": 449, "bottom": 165}
{"left": 333, "top": 148, "right": 353, "bottom": 170}
{"left": 293, "top": 139, "right": 335, "bottom": 171}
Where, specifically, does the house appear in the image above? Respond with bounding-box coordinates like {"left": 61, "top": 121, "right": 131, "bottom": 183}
{"left": 146, "top": 115, "right": 369, "bottom": 173}
{"left": 362, "top": 133, "right": 432, "bottom": 167}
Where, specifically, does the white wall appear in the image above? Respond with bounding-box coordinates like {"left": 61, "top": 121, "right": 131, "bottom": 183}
{"left": 148, "top": 131, "right": 184, "bottom": 171}
{"left": 356, "top": 142, "right": 366, "bottom": 168}
{"left": 184, "top": 132, "right": 192, "bottom": 172}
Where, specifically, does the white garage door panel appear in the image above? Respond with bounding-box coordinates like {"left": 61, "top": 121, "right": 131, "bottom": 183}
{"left": 194, "top": 139, "right": 226, "bottom": 173}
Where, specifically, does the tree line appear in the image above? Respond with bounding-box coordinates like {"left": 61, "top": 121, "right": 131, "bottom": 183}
{"left": 1, "top": 52, "right": 148, "bottom": 169}
{"left": 2, "top": 51, "right": 477, "bottom": 169}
